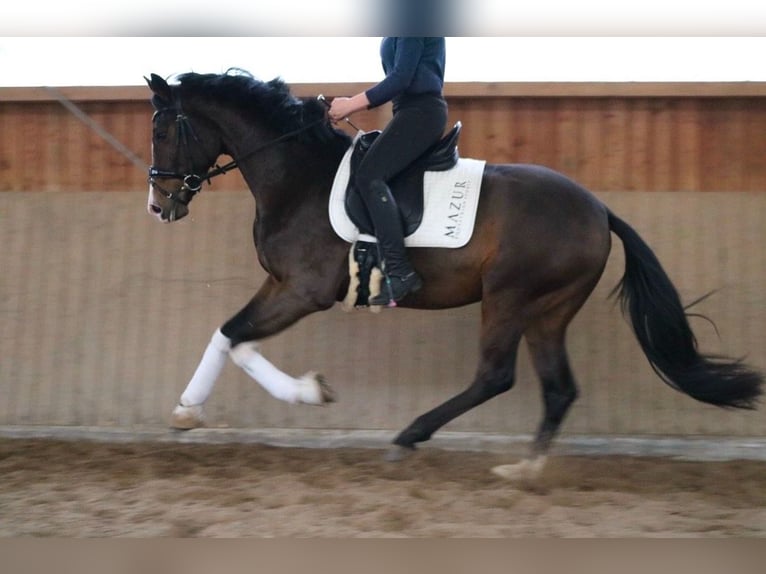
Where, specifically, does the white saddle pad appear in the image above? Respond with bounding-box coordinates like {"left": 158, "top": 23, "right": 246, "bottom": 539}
{"left": 328, "top": 141, "right": 486, "bottom": 249}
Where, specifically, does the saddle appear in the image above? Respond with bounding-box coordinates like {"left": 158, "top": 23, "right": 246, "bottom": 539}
{"left": 344, "top": 122, "right": 462, "bottom": 237}
{"left": 341, "top": 122, "right": 462, "bottom": 309}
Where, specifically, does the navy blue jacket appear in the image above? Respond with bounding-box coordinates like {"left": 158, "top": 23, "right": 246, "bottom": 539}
{"left": 365, "top": 37, "right": 446, "bottom": 108}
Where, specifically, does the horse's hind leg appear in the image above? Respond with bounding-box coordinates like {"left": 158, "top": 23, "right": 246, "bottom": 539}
{"left": 387, "top": 308, "right": 524, "bottom": 461}
{"left": 492, "top": 301, "right": 583, "bottom": 481}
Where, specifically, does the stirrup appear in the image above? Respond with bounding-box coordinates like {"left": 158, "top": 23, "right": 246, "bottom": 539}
{"left": 369, "top": 272, "right": 423, "bottom": 307}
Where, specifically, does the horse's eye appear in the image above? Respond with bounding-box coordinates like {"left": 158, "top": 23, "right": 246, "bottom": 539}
{"left": 155, "top": 131, "right": 168, "bottom": 141}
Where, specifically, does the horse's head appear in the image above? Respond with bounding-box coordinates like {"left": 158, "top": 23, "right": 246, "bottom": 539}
{"left": 145, "top": 73, "right": 222, "bottom": 222}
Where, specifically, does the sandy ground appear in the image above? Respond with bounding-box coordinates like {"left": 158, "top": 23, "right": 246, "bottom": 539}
{"left": 0, "top": 438, "right": 764, "bottom": 537}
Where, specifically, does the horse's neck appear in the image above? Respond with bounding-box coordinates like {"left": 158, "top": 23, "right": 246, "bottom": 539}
{"left": 198, "top": 102, "right": 347, "bottom": 213}
{"left": 238, "top": 137, "right": 344, "bottom": 220}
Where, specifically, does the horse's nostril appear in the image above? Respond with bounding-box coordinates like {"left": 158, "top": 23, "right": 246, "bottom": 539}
{"left": 150, "top": 204, "right": 162, "bottom": 214}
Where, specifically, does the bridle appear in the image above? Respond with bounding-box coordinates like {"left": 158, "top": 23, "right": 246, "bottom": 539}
{"left": 148, "top": 99, "right": 328, "bottom": 219}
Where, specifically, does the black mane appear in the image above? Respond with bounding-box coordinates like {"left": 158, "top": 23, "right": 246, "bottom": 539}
{"left": 171, "top": 69, "right": 351, "bottom": 146}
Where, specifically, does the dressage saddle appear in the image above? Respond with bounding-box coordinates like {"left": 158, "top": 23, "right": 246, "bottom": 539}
{"left": 344, "top": 121, "right": 462, "bottom": 238}
{"left": 343, "top": 122, "right": 462, "bottom": 307}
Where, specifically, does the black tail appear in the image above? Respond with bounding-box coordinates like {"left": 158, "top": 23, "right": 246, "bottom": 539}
{"left": 607, "top": 210, "right": 763, "bottom": 409}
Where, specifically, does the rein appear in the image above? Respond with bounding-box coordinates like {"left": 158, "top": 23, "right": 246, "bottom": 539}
{"left": 149, "top": 104, "right": 327, "bottom": 215}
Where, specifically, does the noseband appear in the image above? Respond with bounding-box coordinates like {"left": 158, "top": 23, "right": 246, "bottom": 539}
{"left": 149, "top": 101, "right": 328, "bottom": 219}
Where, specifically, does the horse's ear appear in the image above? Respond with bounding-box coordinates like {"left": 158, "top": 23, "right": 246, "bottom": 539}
{"left": 145, "top": 73, "right": 172, "bottom": 102}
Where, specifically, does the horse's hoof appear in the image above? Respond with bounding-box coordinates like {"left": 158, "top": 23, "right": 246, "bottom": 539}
{"left": 170, "top": 404, "right": 205, "bottom": 430}
{"left": 298, "top": 372, "right": 337, "bottom": 405}
{"left": 384, "top": 444, "right": 416, "bottom": 463}
{"left": 316, "top": 374, "right": 337, "bottom": 404}
{"left": 491, "top": 456, "right": 547, "bottom": 482}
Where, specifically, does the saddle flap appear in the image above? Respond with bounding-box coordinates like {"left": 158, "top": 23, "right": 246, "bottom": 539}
{"left": 329, "top": 149, "right": 486, "bottom": 250}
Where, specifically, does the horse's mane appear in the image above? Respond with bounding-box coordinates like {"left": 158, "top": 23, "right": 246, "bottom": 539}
{"left": 169, "top": 68, "right": 351, "bottom": 147}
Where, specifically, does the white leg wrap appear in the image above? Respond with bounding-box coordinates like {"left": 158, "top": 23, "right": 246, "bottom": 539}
{"left": 229, "top": 341, "right": 325, "bottom": 405}
{"left": 179, "top": 328, "right": 232, "bottom": 407}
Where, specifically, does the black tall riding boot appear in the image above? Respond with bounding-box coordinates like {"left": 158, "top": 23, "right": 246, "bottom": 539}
{"left": 364, "top": 180, "right": 423, "bottom": 306}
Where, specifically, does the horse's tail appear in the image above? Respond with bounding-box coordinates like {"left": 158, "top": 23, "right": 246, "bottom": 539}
{"left": 607, "top": 209, "right": 763, "bottom": 409}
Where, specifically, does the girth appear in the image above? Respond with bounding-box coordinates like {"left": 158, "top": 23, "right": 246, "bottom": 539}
{"left": 344, "top": 122, "right": 462, "bottom": 237}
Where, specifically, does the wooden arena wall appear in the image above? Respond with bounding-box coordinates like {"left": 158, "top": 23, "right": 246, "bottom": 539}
{"left": 1, "top": 83, "right": 765, "bottom": 439}
{"left": 2, "top": 82, "right": 766, "bottom": 193}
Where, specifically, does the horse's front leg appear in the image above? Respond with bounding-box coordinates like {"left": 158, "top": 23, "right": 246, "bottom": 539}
{"left": 170, "top": 276, "right": 336, "bottom": 429}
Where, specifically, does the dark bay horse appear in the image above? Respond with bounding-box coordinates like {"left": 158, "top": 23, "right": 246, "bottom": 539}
{"left": 145, "top": 71, "right": 762, "bottom": 480}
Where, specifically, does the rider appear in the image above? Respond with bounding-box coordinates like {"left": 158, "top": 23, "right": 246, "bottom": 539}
{"left": 329, "top": 37, "right": 448, "bottom": 306}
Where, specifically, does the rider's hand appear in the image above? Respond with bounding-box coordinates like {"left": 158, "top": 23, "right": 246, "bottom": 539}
{"left": 328, "top": 93, "right": 370, "bottom": 123}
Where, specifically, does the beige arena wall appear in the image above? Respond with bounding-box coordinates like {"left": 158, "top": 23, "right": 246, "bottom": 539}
{"left": 1, "top": 190, "right": 764, "bottom": 438}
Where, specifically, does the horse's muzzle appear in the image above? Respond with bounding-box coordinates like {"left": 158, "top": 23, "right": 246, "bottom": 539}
{"left": 147, "top": 187, "right": 189, "bottom": 222}
{"left": 148, "top": 203, "right": 189, "bottom": 223}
